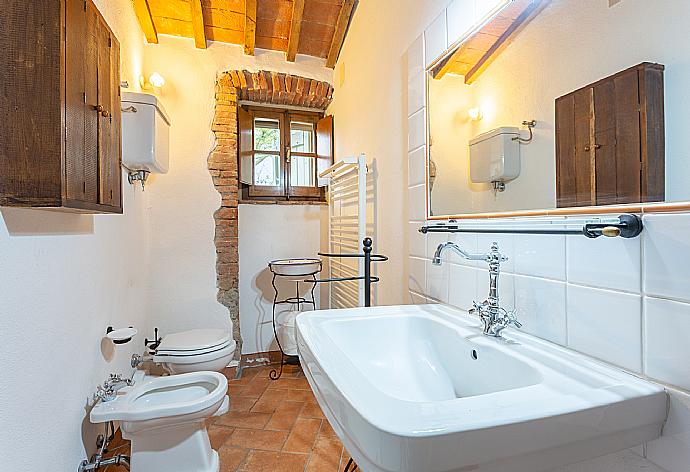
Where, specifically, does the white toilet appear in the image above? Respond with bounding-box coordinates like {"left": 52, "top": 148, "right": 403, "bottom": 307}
{"left": 151, "top": 329, "right": 237, "bottom": 374}
{"left": 91, "top": 371, "right": 229, "bottom": 472}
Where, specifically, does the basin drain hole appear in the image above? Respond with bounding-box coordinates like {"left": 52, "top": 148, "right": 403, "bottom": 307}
{"left": 471, "top": 349, "right": 478, "bottom": 360}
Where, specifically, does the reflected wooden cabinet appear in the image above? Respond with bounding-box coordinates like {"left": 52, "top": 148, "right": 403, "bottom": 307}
{"left": 0, "top": 0, "right": 122, "bottom": 213}
{"left": 555, "top": 62, "right": 664, "bottom": 208}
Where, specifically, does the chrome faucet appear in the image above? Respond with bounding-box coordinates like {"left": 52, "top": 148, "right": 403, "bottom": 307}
{"left": 433, "top": 241, "right": 522, "bottom": 337}
{"left": 94, "top": 373, "right": 135, "bottom": 403}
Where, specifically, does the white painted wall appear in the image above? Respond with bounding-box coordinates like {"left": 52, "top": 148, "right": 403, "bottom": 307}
{"left": 429, "top": 0, "right": 690, "bottom": 216}
{"left": 404, "top": 1, "right": 690, "bottom": 471}
{"left": 0, "top": 2, "right": 150, "bottom": 470}
{"left": 238, "top": 204, "right": 326, "bottom": 354}
{"left": 141, "top": 36, "right": 332, "bottom": 337}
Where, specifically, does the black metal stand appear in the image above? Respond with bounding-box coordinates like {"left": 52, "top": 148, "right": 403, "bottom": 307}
{"left": 269, "top": 272, "right": 318, "bottom": 380}
{"left": 343, "top": 457, "right": 358, "bottom": 472}
{"left": 313, "top": 238, "right": 388, "bottom": 307}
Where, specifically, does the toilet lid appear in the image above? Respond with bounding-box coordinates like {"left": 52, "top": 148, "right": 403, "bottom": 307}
{"left": 156, "top": 329, "right": 232, "bottom": 352}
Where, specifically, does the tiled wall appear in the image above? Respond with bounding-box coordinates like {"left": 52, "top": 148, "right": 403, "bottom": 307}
{"left": 405, "top": 3, "right": 690, "bottom": 471}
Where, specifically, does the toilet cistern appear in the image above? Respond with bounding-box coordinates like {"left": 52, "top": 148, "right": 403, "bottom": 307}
{"left": 433, "top": 241, "right": 521, "bottom": 337}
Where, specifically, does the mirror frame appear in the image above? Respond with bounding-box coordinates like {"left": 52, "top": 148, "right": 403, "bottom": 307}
{"left": 423, "top": 2, "right": 690, "bottom": 221}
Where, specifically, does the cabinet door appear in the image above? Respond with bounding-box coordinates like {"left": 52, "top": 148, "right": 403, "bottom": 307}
{"left": 612, "top": 69, "right": 641, "bottom": 204}
{"left": 593, "top": 79, "right": 619, "bottom": 206}
{"left": 84, "top": 2, "right": 100, "bottom": 202}
{"left": 65, "top": 0, "right": 98, "bottom": 203}
{"left": 555, "top": 88, "right": 594, "bottom": 207}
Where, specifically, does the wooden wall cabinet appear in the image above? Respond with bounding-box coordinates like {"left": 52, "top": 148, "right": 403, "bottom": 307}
{"left": 555, "top": 62, "right": 665, "bottom": 208}
{"left": 0, "top": 0, "right": 122, "bottom": 213}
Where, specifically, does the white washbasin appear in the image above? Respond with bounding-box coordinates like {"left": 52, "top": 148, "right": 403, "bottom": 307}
{"left": 269, "top": 258, "right": 322, "bottom": 276}
{"left": 295, "top": 304, "right": 668, "bottom": 472}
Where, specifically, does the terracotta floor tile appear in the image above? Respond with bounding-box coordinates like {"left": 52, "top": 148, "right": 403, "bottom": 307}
{"left": 242, "top": 378, "right": 272, "bottom": 397}
{"left": 228, "top": 429, "right": 289, "bottom": 451}
{"left": 230, "top": 396, "right": 258, "bottom": 412}
{"left": 265, "top": 400, "right": 305, "bottom": 431}
{"left": 318, "top": 419, "right": 338, "bottom": 438}
{"left": 267, "top": 377, "right": 311, "bottom": 390}
{"left": 215, "top": 411, "right": 272, "bottom": 430}
{"left": 287, "top": 389, "right": 316, "bottom": 402}
{"left": 283, "top": 417, "right": 322, "bottom": 453}
{"left": 219, "top": 446, "right": 248, "bottom": 471}
{"left": 250, "top": 388, "right": 287, "bottom": 413}
{"left": 306, "top": 436, "right": 344, "bottom": 472}
{"left": 208, "top": 425, "right": 235, "bottom": 449}
{"left": 300, "top": 401, "right": 326, "bottom": 419}
{"left": 239, "top": 450, "right": 309, "bottom": 472}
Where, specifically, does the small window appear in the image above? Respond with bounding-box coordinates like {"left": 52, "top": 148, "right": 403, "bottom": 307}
{"left": 239, "top": 107, "right": 333, "bottom": 202}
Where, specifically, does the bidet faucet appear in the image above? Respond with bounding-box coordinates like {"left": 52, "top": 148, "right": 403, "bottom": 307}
{"left": 433, "top": 241, "right": 522, "bottom": 337}
{"left": 94, "top": 373, "right": 135, "bottom": 402}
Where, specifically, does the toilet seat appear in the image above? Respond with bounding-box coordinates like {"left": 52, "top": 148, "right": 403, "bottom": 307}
{"left": 151, "top": 328, "right": 237, "bottom": 374}
{"left": 155, "top": 328, "right": 232, "bottom": 353}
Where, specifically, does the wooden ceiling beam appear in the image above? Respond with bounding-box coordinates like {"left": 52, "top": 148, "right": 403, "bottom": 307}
{"left": 286, "top": 0, "right": 305, "bottom": 62}
{"left": 133, "top": 0, "right": 158, "bottom": 44}
{"left": 326, "top": 0, "right": 356, "bottom": 68}
{"left": 244, "top": 0, "right": 257, "bottom": 55}
{"left": 189, "top": 0, "right": 207, "bottom": 48}
{"left": 464, "top": 0, "right": 549, "bottom": 84}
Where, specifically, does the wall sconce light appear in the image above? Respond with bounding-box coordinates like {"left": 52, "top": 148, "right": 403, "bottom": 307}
{"left": 140, "top": 72, "right": 166, "bottom": 91}
{"left": 468, "top": 107, "right": 483, "bottom": 121}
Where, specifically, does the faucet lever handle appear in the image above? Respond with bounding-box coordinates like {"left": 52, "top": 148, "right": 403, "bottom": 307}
{"left": 505, "top": 310, "right": 523, "bottom": 329}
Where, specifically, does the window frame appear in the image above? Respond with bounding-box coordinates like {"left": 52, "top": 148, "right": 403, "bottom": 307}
{"left": 239, "top": 105, "right": 328, "bottom": 202}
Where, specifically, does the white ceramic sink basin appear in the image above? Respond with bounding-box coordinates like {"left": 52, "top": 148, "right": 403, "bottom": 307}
{"left": 296, "top": 304, "right": 668, "bottom": 472}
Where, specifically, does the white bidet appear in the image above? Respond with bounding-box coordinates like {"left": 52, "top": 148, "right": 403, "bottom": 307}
{"left": 91, "top": 371, "right": 229, "bottom": 472}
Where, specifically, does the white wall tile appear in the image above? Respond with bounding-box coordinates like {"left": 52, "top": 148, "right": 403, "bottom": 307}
{"left": 644, "top": 297, "right": 690, "bottom": 390}
{"left": 408, "top": 71, "right": 426, "bottom": 118}
{"left": 643, "top": 213, "right": 690, "bottom": 302}
{"left": 646, "top": 389, "right": 690, "bottom": 472}
{"left": 409, "top": 256, "right": 426, "bottom": 294}
{"left": 408, "top": 221, "right": 426, "bottom": 258}
{"left": 514, "top": 275, "right": 566, "bottom": 345}
{"left": 426, "top": 260, "right": 449, "bottom": 303}
{"left": 567, "top": 285, "right": 642, "bottom": 372}
{"left": 408, "top": 184, "right": 426, "bottom": 221}
{"left": 427, "top": 231, "right": 479, "bottom": 266}
{"left": 567, "top": 233, "right": 641, "bottom": 293}
{"left": 424, "top": 10, "right": 448, "bottom": 68}
{"left": 408, "top": 146, "right": 426, "bottom": 187}
{"left": 447, "top": 0, "right": 474, "bottom": 47}
{"left": 406, "top": 34, "right": 425, "bottom": 79}
{"left": 478, "top": 233, "right": 515, "bottom": 273}
{"left": 448, "top": 264, "right": 479, "bottom": 311}
{"left": 408, "top": 108, "right": 426, "bottom": 152}
{"left": 514, "top": 234, "right": 566, "bottom": 280}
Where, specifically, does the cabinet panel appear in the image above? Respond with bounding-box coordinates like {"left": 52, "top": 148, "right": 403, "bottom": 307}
{"left": 593, "top": 79, "right": 617, "bottom": 206}
{"left": 97, "top": 19, "right": 114, "bottom": 206}
{"left": 613, "top": 70, "right": 641, "bottom": 204}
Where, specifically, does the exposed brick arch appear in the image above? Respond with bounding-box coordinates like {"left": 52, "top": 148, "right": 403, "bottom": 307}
{"left": 208, "top": 70, "right": 333, "bottom": 359}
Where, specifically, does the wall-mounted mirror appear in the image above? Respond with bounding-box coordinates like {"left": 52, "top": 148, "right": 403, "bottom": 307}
{"left": 427, "top": 0, "right": 690, "bottom": 218}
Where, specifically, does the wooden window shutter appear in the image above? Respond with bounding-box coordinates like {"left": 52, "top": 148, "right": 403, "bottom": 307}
{"left": 316, "top": 115, "right": 334, "bottom": 187}
{"left": 239, "top": 107, "right": 253, "bottom": 185}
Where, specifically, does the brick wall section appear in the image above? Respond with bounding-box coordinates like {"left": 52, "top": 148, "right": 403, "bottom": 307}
{"left": 210, "top": 73, "right": 241, "bottom": 358}
{"left": 208, "top": 71, "right": 332, "bottom": 360}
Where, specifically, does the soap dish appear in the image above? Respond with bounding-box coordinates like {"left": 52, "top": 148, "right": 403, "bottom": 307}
{"left": 106, "top": 327, "right": 138, "bottom": 345}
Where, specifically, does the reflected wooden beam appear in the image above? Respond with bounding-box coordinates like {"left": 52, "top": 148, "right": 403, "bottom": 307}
{"left": 133, "top": 0, "right": 158, "bottom": 44}
{"left": 189, "top": 0, "right": 207, "bottom": 49}
{"left": 286, "top": 0, "right": 305, "bottom": 62}
{"left": 326, "top": 0, "right": 356, "bottom": 69}
{"left": 244, "top": 0, "right": 257, "bottom": 55}
{"left": 464, "top": 0, "right": 549, "bottom": 84}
